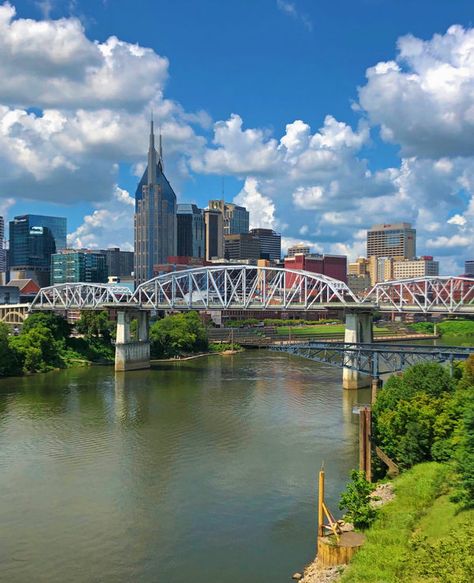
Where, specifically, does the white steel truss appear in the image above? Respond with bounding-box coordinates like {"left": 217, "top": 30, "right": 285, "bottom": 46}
{"left": 133, "top": 265, "right": 359, "bottom": 310}
{"left": 362, "top": 276, "right": 474, "bottom": 314}
{"left": 30, "top": 283, "right": 134, "bottom": 310}
{"left": 28, "top": 272, "right": 474, "bottom": 314}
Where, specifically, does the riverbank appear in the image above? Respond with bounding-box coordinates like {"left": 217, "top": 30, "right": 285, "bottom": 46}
{"left": 341, "top": 462, "right": 473, "bottom": 582}
{"left": 296, "top": 463, "right": 473, "bottom": 583}
{"left": 151, "top": 348, "right": 243, "bottom": 363}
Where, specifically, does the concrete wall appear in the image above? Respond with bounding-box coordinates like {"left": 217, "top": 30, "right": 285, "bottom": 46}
{"left": 343, "top": 311, "right": 373, "bottom": 390}
{"left": 115, "top": 310, "right": 151, "bottom": 371}
{"left": 115, "top": 341, "right": 151, "bottom": 371}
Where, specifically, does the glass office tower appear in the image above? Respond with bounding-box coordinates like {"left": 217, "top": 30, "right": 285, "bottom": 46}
{"left": 51, "top": 250, "right": 108, "bottom": 284}
{"left": 177, "top": 204, "right": 205, "bottom": 258}
{"left": 9, "top": 214, "right": 67, "bottom": 285}
{"left": 134, "top": 121, "right": 177, "bottom": 284}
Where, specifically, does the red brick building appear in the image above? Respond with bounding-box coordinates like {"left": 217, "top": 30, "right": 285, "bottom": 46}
{"left": 284, "top": 253, "right": 347, "bottom": 283}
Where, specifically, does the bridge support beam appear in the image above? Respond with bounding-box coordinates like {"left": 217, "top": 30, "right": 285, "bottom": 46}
{"left": 115, "top": 310, "right": 150, "bottom": 372}
{"left": 343, "top": 310, "right": 373, "bottom": 390}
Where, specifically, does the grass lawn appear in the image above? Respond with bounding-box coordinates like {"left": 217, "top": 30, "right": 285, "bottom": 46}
{"left": 275, "top": 325, "right": 391, "bottom": 336}
{"left": 340, "top": 462, "right": 474, "bottom": 583}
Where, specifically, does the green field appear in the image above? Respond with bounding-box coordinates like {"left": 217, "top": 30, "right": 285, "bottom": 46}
{"left": 275, "top": 324, "right": 390, "bottom": 336}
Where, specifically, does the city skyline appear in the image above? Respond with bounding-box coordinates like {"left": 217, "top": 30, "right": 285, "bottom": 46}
{"left": 0, "top": 2, "right": 473, "bottom": 273}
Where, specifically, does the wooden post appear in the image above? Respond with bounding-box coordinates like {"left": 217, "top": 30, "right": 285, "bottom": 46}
{"left": 318, "top": 469, "right": 325, "bottom": 537}
{"left": 364, "top": 408, "right": 372, "bottom": 482}
{"left": 359, "top": 411, "right": 366, "bottom": 473}
{"left": 371, "top": 377, "right": 382, "bottom": 404}
{"left": 358, "top": 407, "right": 372, "bottom": 482}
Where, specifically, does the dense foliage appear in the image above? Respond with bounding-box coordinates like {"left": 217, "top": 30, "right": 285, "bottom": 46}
{"left": 150, "top": 312, "right": 208, "bottom": 358}
{"left": 373, "top": 363, "right": 456, "bottom": 469}
{"left": 0, "top": 311, "right": 115, "bottom": 377}
{"left": 409, "top": 523, "right": 474, "bottom": 582}
{"left": 76, "top": 311, "right": 113, "bottom": 341}
{"left": 338, "top": 470, "right": 376, "bottom": 529}
{"left": 372, "top": 358, "right": 474, "bottom": 506}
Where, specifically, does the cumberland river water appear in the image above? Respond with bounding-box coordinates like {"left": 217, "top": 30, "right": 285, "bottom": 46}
{"left": 0, "top": 351, "right": 369, "bottom": 583}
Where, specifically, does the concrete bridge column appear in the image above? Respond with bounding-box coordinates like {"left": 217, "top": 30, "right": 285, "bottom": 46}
{"left": 343, "top": 310, "right": 373, "bottom": 390}
{"left": 115, "top": 310, "right": 151, "bottom": 372}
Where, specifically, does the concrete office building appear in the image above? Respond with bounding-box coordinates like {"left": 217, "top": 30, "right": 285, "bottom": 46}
{"left": 287, "top": 243, "right": 311, "bottom": 257}
{"left": 392, "top": 256, "right": 439, "bottom": 279}
{"left": 208, "top": 200, "right": 249, "bottom": 235}
{"left": 369, "top": 256, "right": 393, "bottom": 285}
{"left": 99, "top": 247, "right": 134, "bottom": 278}
{"left": 134, "top": 120, "right": 177, "bottom": 284}
{"left": 367, "top": 223, "right": 416, "bottom": 260}
{"left": 177, "top": 204, "right": 205, "bottom": 259}
{"left": 224, "top": 233, "right": 260, "bottom": 261}
{"left": 465, "top": 260, "right": 474, "bottom": 276}
{"left": 204, "top": 209, "right": 224, "bottom": 260}
{"left": 348, "top": 257, "right": 370, "bottom": 277}
{"left": 0, "top": 216, "right": 6, "bottom": 284}
{"left": 250, "top": 228, "right": 281, "bottom": 261}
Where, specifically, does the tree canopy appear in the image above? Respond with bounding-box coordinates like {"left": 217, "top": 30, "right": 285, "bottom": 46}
{"left": 150, "top": 312, "right": 208, "bottom": 358}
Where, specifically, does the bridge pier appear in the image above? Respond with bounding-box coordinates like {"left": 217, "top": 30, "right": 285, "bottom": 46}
{"left": 343, "top": 310, "right": 373, "bottom": 390}
{"left": 115, "top": 310, "right": 150, "bottom": 372}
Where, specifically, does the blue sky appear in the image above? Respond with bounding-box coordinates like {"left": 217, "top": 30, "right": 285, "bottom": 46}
{"left": 1, "top": 0, "right": 474, "bottom": 271}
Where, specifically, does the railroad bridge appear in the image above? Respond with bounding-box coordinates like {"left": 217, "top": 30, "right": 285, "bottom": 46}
{"left": 29, "top": 266, "right": 474, "bottom": 384}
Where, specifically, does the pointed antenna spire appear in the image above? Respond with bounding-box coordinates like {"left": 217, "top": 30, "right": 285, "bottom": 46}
{"left": 147, "top": 113, "right": 157, "bottom": 184}
{"left": 149, "top": 111, "right": 155, "bottom": 149}
{"left": 158, "top": 126, "right": 163, "bottom": 170}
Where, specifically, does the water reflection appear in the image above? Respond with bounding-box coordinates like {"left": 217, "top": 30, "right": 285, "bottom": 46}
{"left": 0, "top": 351, "right": 370, "bottom": 583}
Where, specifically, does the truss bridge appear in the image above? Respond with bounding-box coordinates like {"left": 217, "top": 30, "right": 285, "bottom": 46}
{"left": 26, "top": 266, "right": 474, "bottom": 375}
{"left": 272, "top": 341, "right": 474, "bottom": 378}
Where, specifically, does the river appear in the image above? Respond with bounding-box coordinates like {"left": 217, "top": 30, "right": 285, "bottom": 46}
{"left": 0, "top": 350, "right": 372, "bottom": 582}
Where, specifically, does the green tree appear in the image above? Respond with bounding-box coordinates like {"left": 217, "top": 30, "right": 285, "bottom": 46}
{"left": 373, "top": 363, "right": 456, "bottom": 470}
{"left": 453, "top": 360, "right": 474, "bottom": 506}
{"left": 76, "top": 311, "right": 113, "bottom": 341}
{"left": 10, "top": 324, "right": 61, "bottom": 373}
{"left": 339, "top": 470, "right": 376, "bottom": 529}
{"left": 22, "top": 312, "right": 71, "bottom": 341}
{"left": 0, "top": 322, "right": 22, "bottom": 376}
{"left": 150, "top": 312, "right": 208, "bottom": 358}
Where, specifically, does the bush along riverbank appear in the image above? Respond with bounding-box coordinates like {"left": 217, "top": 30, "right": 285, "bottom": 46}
{"left": 298, "top": 357, "right": 474, "bottom": 583}
{"left": 0, "top": 311, "right": 243, "bottom": 378}
{"left": 0, "top": 312, "right": 115, "bottom": 377}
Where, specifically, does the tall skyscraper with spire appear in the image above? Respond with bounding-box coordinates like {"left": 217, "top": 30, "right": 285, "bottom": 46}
{"left": 134, "top": 119, "right": 177, "bottom": 283}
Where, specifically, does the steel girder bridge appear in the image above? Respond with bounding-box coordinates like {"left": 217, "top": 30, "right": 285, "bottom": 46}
{"left": 362, "top": 276, "right": 474, "bottom": 314}
{"left": 272, "top": 341, "right": 474, "bottom": 378}
{"left": 30, "top": 266, "right": 358, "bottom": 311}
{"left": 29, "top": 267, "right": 474, "bottom": 314}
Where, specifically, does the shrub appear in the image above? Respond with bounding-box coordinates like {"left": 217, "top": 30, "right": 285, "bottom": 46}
{"left": 339, "top": 470, "right": 376, "bottom": 529}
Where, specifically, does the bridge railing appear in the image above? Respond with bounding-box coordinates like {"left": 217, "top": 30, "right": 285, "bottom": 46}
{"left": 133, "top": 265, "right": 359, "bottom": 310}
{"left": 362, "top": 276, "right": 474, "bottom": 314}
{"left": 30, "top": 283, "right": 134, "bottom": 310}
